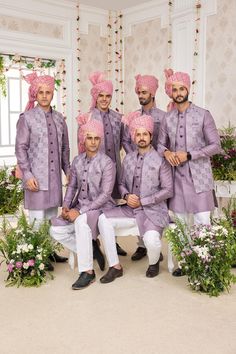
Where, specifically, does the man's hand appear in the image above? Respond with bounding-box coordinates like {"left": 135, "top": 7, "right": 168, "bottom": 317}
{"left": 61, "top": 207, "right": 69, "bottom": 219}
{"left": 26, "top": 177, "right": 39, "bottom": 192}
{"left": 164, "top": 150, "right": 181, "bottom": 166}
{"left": 126, "top": 194, "right": 141, "bottom": 208}
{"left": 67, "top": 209, "right": 80, "bottom": 222}
{"left": 176, "top": 151, "right": 188, "bottom": 163}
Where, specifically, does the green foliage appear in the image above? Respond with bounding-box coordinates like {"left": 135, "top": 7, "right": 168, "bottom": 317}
{"left": 0, "top": 56, "right": 7, "bottom": 97}
{"left": 0, "top": 166, "right": 23, "bottom": 215}
{"left": 165, "top": 218, "right": 236, "bottom": 296}
{"left": 0, "top": 212, "right": 61, "bottom": 287}
{"left": 211, "top": 125, "right": 236, "bottom": 181}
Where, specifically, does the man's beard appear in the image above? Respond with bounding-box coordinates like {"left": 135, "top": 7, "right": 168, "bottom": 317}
{"left": 137, "top": 141, "right": 149, "bottom": 148}
{"left": 139, "top": 95, "right": 153, "bottom": 106}
{"left": 173, "top": 93, "right": 188, "bottom": 104}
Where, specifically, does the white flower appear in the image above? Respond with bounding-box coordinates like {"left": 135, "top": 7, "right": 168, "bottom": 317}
{"left": 23, "top": 262, "right": 29, "bottom": 269}
{"left": 28, "top": 244, "right": 34, "bottom": 250}
{"left": 36, "top": 254, "right": 42, "bottom": 260}
{"left": 22, "top": 244, "right": 29, "bottom": 253}
{"left": 39, "top": 263, "right": 45, "bottom": 270}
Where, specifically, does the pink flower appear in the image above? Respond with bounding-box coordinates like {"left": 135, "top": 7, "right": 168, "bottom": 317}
{"left": 7, "top": 263, "right": 14, "bottom": 273}
{"left": 16, "top": 261, "right": 23, "bottom": 269}
{"left": 27, "top": 259, "right": 35, "bottom": 267}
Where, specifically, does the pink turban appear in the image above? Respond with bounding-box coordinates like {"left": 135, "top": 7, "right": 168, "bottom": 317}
{"left": 77, "top": 115, "right": 104, "bottom": 153}
{"left": 24, "top": 72, "right": 55, "bottom": 112}
{"left": 122, "top": 111, "right": 154, "bottom": 141}
{"left": 135, "top": 74, "right": 159, "bottom": 97}
{"left": 164, "top": 69, "right": 191, "bottom": 98}
{"left": 89, "top": 71, "right": 113, "bottom": 110}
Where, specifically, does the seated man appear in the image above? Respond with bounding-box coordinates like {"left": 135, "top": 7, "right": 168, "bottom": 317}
{"left": 50, "top": 119, "right": 118, "bottom": 290}
{"left": 98, "top": 113, "right": 173, "bottom": 278}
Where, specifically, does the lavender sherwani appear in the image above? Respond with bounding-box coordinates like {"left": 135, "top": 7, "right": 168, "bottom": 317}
{"left": 105, "top": 147, "right": 173, "bottom": 235}
{"left": 122, "top": 107, "right": 165, "bottom": 153}
{"left": 158, "top": 103, "right": 221, "bottom": 213}
{"left": 15, "top": 106, "right": 70, "bottom": 210}
{"left": 52, "top": 151, "right": 116, "bottom": 239}
{"left": 78, "top": 108, "right": 123, "bottom": 199}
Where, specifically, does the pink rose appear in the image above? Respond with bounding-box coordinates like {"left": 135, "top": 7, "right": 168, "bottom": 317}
{"left": 16, "top": 261, "right": 23, "bottom": 269}
{"left": 28, "top": 259, "right": 35, "bottom": 267}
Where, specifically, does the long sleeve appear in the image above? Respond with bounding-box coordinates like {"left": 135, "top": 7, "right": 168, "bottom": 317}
{"left": 15, "top": 114, "right": 34, "bottom": 182}
{"left": 157, "top": 116, "right": 170, "bottom": 156}
{"left": 122, "top": 125, "right": 135, "bottom": 154}
{"left": 80, "top": 159, "right": 116, "bottom": 213}
{"left": 141, "top": 159, "right": 173, "bottom": 206}
{"left": 118, "top": 162, "right": 130, "bottom": 198}
{"left": 63, "top": 159, "right": 78, "bottom": 208}
{"left": 61, "top": 119, "right": 70, "bottom": 175}
{"left": 190, "top": 111, "right": 221, "bottom": 160}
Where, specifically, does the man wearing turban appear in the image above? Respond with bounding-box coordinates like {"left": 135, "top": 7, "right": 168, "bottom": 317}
{"left": 15, "top": 72, "right": 70, "bottom": 269}
{"left": 77, "top": 71, "right": 127, "bottom": 257}
{"left": 98, "top": 112, "right": 173, "bottom": 280}
{"left": 158, "top": 69, "right": 221, "bottom": 276}
{"left": 123, "top": 75, "right": 166, "bottom": 261}
{"left": 50, "top": 120, "right": 116, "bottom": 290}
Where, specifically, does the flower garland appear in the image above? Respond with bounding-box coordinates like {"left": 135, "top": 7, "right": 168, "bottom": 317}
{"left": 106, "top": 11, "right": 124, "bottom": 113}
{"left": 76, "top": 0, "right": 81, "bottom": 114}
{"left": 167, "top": 1, "right": 173, "bottom": 67}
{"left": 191, "top": 0, "right": 201, "bottom": 101}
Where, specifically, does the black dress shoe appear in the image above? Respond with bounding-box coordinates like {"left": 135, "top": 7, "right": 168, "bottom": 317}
{"left": 146, "top": 261, "right": 160, "bottom": 278}
{"left": 232, "top": 264, "right": 236, "bottom": 268}
{"left": 131, "top": 247, "right": 147, "bottom": 261}
{"left": 172, "top": 268, "right": 184, "bottom": 277}
{"left": 45, "top": 261, "right": 54, "bottom": 271}
{"left": 159, "top": 252, "right": 164, "bottom": 262}
{"left": 49, "top": 252, "right": 68, "bottom": 263}
{"left": 72, "top": 271, "right": 95, "bottom": 290}
{"left": 116, "top": 243, "right": 127, "bottom": 256}
{"left": 93, "top": 240, "right": 105, "bottom": 271}
{"left": 100, "top": 267, "right": 123, "bottom": 284}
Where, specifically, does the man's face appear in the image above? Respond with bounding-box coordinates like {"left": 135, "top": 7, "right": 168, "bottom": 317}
{"left": 96, "top": 91, "right": 112, "bottom": 112}
{"left": 137, "top": 85, "right": 153, "bottom": 106}
{"left": 134, "top": 127, "right": 152, "bottom": 149}
{"left": 36, "top": 84, "right": 54, "bottom": 109}
{"left": 84, "top": 132, "right": 101, "bottom": 154}
{"left": 172, "top": 84, "right": 188, "bottom": 104}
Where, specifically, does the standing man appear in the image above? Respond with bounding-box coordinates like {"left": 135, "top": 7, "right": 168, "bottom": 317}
{"left": 50, "top": 119, "right": 117, "bottom": 290}
{"left": 158, "top": 70, "right": 221, "bottom": 276}
{"left": 98, "top": 113, "right": 173, "bottom": 279}
{"left": 122, "top": 74, "right": 166, "bottom": 261}
{"left": 77, "top": 71, "right": 126, "bottom": 256}
{"left": 15, "top": 72, "right": 70, "bottom": 267}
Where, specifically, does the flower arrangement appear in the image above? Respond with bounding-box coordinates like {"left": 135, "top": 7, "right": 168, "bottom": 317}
{"left": 0, "top": 165, "right": 23, "bottom": 215}
{"left": 211, "top": 125, "right": 236, "bottom": 181}
{"left": 222, "top": 198, "right": 236, "bottom": 266}
{"left": 0, "top": 213, "right": 61, "bottom": 287}
{"left": 166, "top": 219, "right": 236, "bottom": 296}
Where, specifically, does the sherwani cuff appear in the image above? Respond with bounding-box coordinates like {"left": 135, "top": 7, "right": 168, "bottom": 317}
{"left": 23, "top": 171, "right": 34, "bottom": 182}
{"left": 157, "top": 144, "right": 167, "bottom": 157}
{"left": 190, "top": 150, "right": 202, "bottom": 160}
{"left": 140, "top": 195, "right": 153, "bottom": 206}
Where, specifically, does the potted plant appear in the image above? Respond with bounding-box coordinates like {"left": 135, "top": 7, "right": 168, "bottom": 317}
{"left": 166, "top": 219, "right": 236, "bottom": 296}
{"left": 0, "top": 165, "right": 23, "bottom": 218}
{"left": 211, "top": 125, "right": 236, "bottom": 197}
{"left": 0, "top": 213, "right": 61, "bottom": 287}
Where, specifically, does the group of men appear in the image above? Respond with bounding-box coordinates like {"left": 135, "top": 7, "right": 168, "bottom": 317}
{"left": 15, "top": 68, "right": 221, "bottom": 290}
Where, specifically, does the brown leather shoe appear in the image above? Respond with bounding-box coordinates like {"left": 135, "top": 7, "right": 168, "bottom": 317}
{"left": 100, "top": 267, "right": 123, "bottom": 284}
{"left": 146, "top": 261, "right": 160, "bottom": 278}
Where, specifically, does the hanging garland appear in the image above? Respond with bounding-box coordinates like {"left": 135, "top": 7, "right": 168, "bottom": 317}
{"left": 76, "top": 0, "right": 81, "bottom": 113}
{"left": 107, "top": 11, "right": 123, "bottom": 113}
{"left": 191, "top": 0, "right": 201, "bottom": 101}
{"left": 167, "top": 1, "right": 173, "bottom": 67}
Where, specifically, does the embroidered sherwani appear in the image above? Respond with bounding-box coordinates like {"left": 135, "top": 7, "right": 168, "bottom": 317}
{"left": 104, "top": 147, "right": 173, "bottom": 236}
{"left": 122, "top": 107, "right": 165, "bottom": 153}
{"left": 158, "top": 103, "right": 221, "bottom": 213}
{"left": 78, "top": 108, "right": 123, "bottom": 198}
{"left": 15, "top": 105, "right": 70, "bottom": 210}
